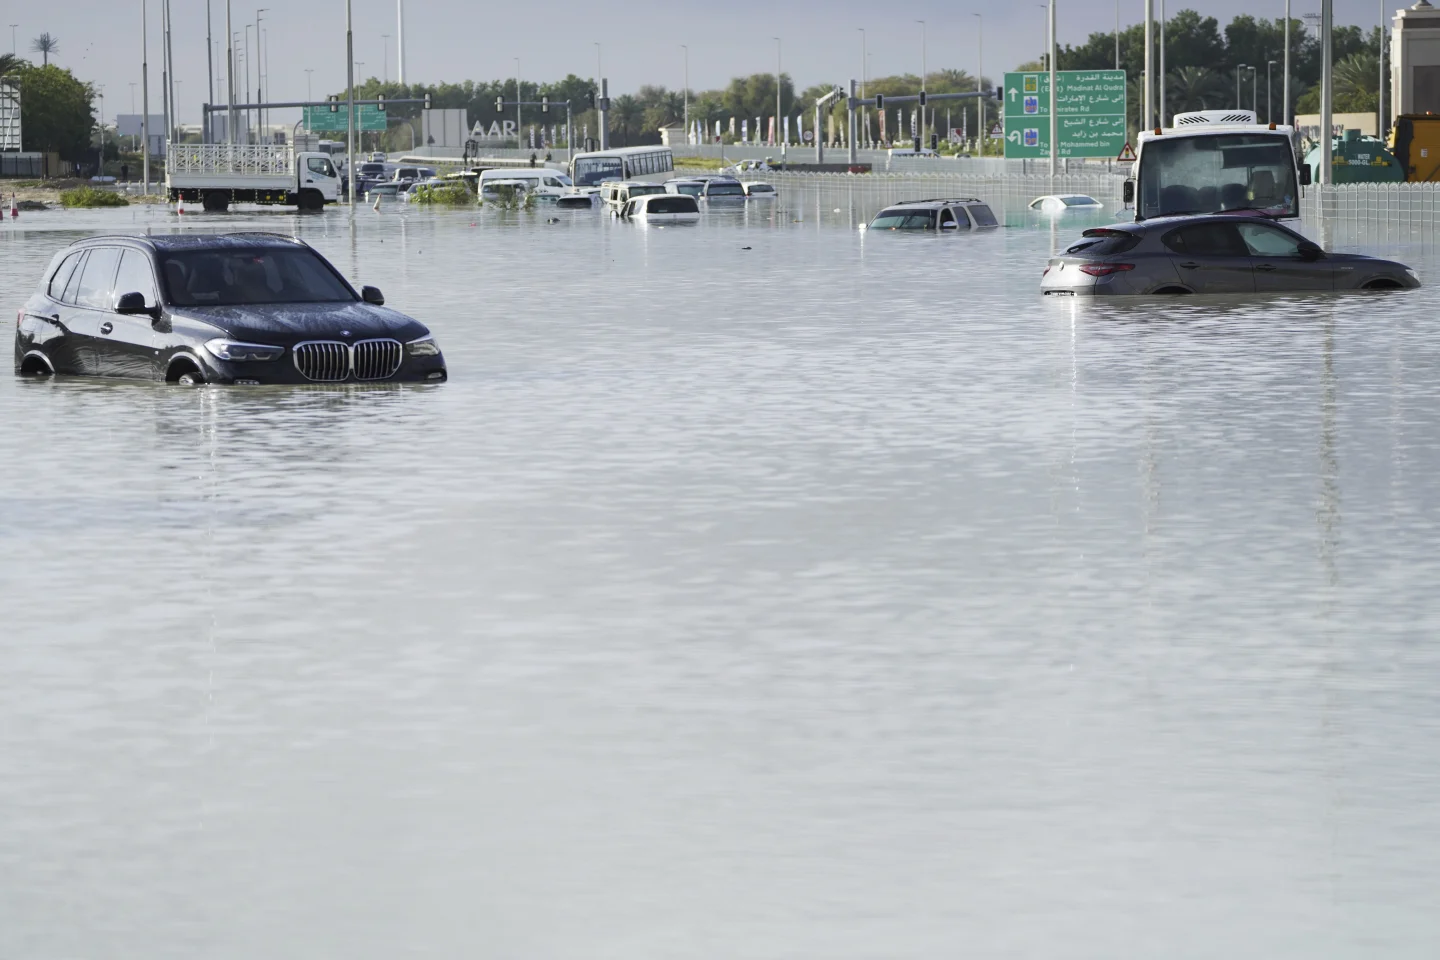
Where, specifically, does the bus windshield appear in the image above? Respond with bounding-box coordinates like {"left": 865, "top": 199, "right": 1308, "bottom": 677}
{"left": 573, "top": 157, "right": 625, "bottom": 186}
{"left": 1138, "top": 133, "right": 1298, "bottom": 220}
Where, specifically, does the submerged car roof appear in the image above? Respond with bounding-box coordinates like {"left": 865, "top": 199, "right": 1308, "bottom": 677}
{"left": 69, "top": 233, "right": 309, "bottom": 252}
{"left": 884, "top": 198, "right": 988, "bottom": 209}
{"left": 1101, "top": 212, "right": 1294, "bottom": 233}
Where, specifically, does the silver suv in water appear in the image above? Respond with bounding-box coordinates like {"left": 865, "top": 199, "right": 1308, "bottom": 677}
{"left": 866, "top": 198, "right": 999, "bottom": 230}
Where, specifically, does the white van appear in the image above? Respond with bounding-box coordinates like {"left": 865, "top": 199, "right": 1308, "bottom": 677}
{"left": 477, "top": 167, "right": 574, "bottom": 200}
{"left": 600, "top": 180, "right": 668, "bottom": 209}
{"left": 619, "top": 193, "right": 701, "bottom": 222}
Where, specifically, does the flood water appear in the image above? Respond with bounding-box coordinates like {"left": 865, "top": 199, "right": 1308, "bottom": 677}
{"left": 3, "top": 185, "right": 1440, "bottom": 958}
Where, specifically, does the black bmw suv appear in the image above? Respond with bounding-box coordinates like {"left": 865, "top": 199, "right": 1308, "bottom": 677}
{"left": 15, "top": 233, "right": 447, "bottom": 385}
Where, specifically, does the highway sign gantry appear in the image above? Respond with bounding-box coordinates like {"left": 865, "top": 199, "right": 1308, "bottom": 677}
{"left": 1001, "top": 70, "right": 1126, "bottom": 160}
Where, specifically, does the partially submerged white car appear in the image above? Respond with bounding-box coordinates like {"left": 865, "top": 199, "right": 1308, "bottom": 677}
{"left": 1029, "top": 194, "right": 1104, "bottom": 213}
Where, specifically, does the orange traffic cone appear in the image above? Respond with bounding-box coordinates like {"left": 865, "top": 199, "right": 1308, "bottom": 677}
{"left": 10, "top": 193, "right": 18, "bottom": 218}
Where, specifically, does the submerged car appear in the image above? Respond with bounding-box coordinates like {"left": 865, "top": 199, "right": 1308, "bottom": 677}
{"left": 1029, "top": 193, "right": 1103, "bottom": 212}
{"left": 15, "top": 234, "right": 447, "bottom": 385}
{"left": 866, "top": 198, "right": 1000, "bottom": 230}
{"left": 742, "top": 181, "right": 777, "bottom": 198}
{"left": 1041, "top": 215, "right": 1420, "bottom": 295}
{"left": 618, "top": 193, "right": 701, "bottom": 222}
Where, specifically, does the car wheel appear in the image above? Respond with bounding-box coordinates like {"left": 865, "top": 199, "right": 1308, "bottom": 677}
{"left": 176, "top": 370, "right": 205, "bottom": 386}
{"left": 1362, "top": 278, "right": 1404, "bottom": 290}
{"left": 1153, "top": 286, "right": 1192, "bottom": 295}
{"left": 202, "top": 191, "right": 230, "bottom": 212}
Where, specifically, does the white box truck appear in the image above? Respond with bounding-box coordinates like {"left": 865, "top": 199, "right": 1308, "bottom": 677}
{"left": 166, "top": 143, "right": 342, "bottom": 211}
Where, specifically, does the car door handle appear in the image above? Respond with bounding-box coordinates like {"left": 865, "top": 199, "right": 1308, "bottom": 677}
{"left": 100, "top": 321, "right": 114, "bottom": 335}
{"left": 1255, "top": 264, "right": 1277, "bottom": 271}
{"left": 1178, "top": 261, "right": 1200, "bottom": 269}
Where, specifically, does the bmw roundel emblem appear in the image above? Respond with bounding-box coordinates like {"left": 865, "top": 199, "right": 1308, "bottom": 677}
{"left": 340, "top": 330, "right": 352, "bottom": 337}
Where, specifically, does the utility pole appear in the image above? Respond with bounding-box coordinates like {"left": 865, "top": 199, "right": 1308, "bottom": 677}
{"left": 1379, "top": 0, "right": 1387, "bottom": 139}
{"left": 514, "top": 58, "right": 521, "bottom": 149}
{"left": 1159, "top": 0, "right": 1166, "bottom": 126}
{"left": 226, "top": 0, "right": 235, "bottom": 145}
{"left": 858, "top": 28, "right": 867, "bottom": 147}
{"left": 382, "top": 34, "right": 389, "bottom": 83}
{"left": 256, "top": 10, "right": 268, "bottom": 141}
{"left": 346, "top": 0, "right": 355, "bottom": 206}
{"left": 1250, "top": 64, "right": 1258, "bottom": 114}
{"left": 1049, "top": 0, "right": 1057, "bottom": 175}
{"left": 774, "top": 36, "right": 783, "bottom": 154}
{"left": 142, "top": 0, "right": 150, "bottom": 193}
{"left": 205, "top": 1, "right": 214, "bottom": 143}
{"left": 1237, "top": 64, "right": 1245, "bottom": 109}
{"left": 1284, "top": 0, "right": 1292, "bottom": 126}
{"left": 1321, "top": 0, "right": 1332, "bottom": 183}
{"left": 1268, "top": 59, "right": 1277, "bottom": 123}
{"left": 1143, "top": 0, "right": 1153, "bottom": 129}
{"left": 160, "top": 0, "right": 169, "bottom": 152}
{"left": 974, "top": 13, "right": 983, "bottom": 155}
{"left": 397, "top": 0, "right": 406, "bottom": 84}
{"left": 916, "top": 20, "right": 926, "bottom": 147}
{"left": 682, "top": 45, "right": 689, "bottom": 146}
{"left": 1115, "top": 0, "right": 1120, "bottom": 70}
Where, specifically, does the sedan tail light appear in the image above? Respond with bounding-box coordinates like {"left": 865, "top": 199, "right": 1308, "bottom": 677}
{"left": 1079, "top": 262, "right": 1136, "bottom": 277}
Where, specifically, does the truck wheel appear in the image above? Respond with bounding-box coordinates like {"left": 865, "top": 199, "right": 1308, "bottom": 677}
{"left": 297, "top": 190, "right": 324, "bottom": 212}
{"left": 202, "top": 191, "right": 229, "bottom": 212}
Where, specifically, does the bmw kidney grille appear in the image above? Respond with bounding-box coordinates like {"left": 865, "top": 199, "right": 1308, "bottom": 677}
{"left": 292, "top": 339, "right": 402, "bottom": 382}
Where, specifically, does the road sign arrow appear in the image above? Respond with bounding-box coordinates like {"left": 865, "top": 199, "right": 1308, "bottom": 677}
{"left": 1007, "top": 130, "right": 1021, "bottom": 143}
{"left": 1008, "top": 87, "right": 1019, "bottom": 102}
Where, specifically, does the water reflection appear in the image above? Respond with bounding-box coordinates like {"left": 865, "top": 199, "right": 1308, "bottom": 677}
{"left": 3, "top": 185, "right": 1440, "bottom": 958}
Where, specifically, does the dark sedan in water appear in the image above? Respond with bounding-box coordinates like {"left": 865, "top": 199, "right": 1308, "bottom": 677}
{"left": 1041, "top": 215, "right": 1419, "bottom": 295}
{"left": 15, "top": 233, "right": 446, "bottom": 385}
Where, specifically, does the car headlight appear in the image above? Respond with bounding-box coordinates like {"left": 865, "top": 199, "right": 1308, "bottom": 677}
{"left": 204, "top": 339, "right": 285, "bottom": 362}
{"left": 406, "top": 336, "right": 441, "bottom": 357}
{"left": 1406, "top": 268, "right": 1419, "bottom": 281}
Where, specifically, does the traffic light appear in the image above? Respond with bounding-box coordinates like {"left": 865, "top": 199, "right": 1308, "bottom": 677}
{"left": 328, "top": 95, "right": 339, "bottom": 113}
{"left": 376, "top": 93, "right": 386, "bottom": 113}
{"left": 930, "top": 133, "right": 938, "bottom": 150}
{"left": 874, "top": 93, "right": 884, "bottom": 110}
{"left": 423, "top": 92, "right": 432, "bottom": 110}
{"left": 587, "top": 89, "right": 596, "bottom": 109}
{"left": 918, "top": 90, "right": 927, "bottom": 107}
{"left": 541, "top": 95, "right": 549, "bottom": 114}
{"left": 495, "top": 96, "right": 504, "bottom": 113}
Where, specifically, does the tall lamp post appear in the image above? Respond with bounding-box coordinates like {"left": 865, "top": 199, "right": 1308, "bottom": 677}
{"left": 514, "top": 57, "right": 522, "bottom": 150}
{"left": 857, "top": 28, "right": 867, "bottom": 147}
{"left": 141, "top": 0, "right": 149, "bottom": 193}
{"left": 255, "top": 9, "right": 267, "bottom": 141}
{"left": 1283, "top": 0, "right": 1292, "bottom": 126}
{"left": 1379, "top": 0, "right": 1387, "bottom": 139}
{"left": 974, "top": 13, "right": 983, "bottom": 155}
{"left": 1267, "top": 59, "right": 1277, "bottom": 123}
{"left": 773, "top": 36, "right": 782, "bottom": 154}
{"left": 916, "top": 19, "right": 926, "bottom": 146}
{"left": 1237, "top": 63, "right": 1246, "bottom": 109}
{"left": 382, "top": 33, "right": 389, "bottom": 83}
{"left": 681, "top": 44, "right": 689, "bottom": 145}
{"left": 1249, "top": 64, "right": 1258, "bottom": 115}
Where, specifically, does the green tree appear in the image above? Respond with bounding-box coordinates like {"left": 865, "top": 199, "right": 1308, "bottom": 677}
{"left": 16, "top": 64, "right": 93, "bottom": 160}
{"left": 0, "top": 53, "right": 26, "bottom": 75}
{"left": 1165, "top": 65, "right": 1228, "bottom": 115}
{"left": 610, "top": 94, "right": 643, "bottom": 145}
{"left": 1295, "top": 50, "right": 1379, "bottom": 113}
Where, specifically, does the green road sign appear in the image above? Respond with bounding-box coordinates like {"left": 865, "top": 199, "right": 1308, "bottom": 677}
{"left": 303, "top": 104, "right": 388, "bottom": 132}
{"left": 1002, "top": 70, "right": 1126, "bottom": 159}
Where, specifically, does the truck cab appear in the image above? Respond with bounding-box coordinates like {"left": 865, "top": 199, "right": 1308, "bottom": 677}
{"left": 1127, "top": 110, "right": 1308, "bottom": 222}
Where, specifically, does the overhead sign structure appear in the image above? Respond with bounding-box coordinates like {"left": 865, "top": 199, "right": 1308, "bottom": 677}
{"left": 1001, "top": 70, "right": 1126, "bottom": 160}
{"left": 303, "top": 104, "right": 388, "bottom": 133}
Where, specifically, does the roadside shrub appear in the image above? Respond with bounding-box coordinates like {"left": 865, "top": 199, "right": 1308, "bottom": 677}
{"left": 411, "top": 181, "right": 473, "bottom": 206}
{"left": 58, "top": 186, "right": 129, "bottom": 208}
{"left": 485, "top": 184, "right": 535, "bottom": 210}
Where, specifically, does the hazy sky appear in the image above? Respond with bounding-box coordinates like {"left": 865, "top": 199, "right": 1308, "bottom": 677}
{"left": 9, "top": 0, "right": 1390, "bottom": 124}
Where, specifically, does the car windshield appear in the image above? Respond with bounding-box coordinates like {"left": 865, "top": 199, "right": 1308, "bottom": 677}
{"left": 707, "top": 183, "right": 744, "bottom": 196}
{"left": 159, "top": 248, "right": 356, "bottom": 306}
{"left": 574, "top": 157, "right": 625, "bottom": 186}
{"left": 1138, "top": 133, "right": 1298, "bottom": 219}
{"left": 1061, "top": 195, "right": 1098, "bottom": 206}
{"left": 871, "top": 209, "right": 936, "bottom": 229}
{"left": 673, "top": 183, "right": 703, "bottom": 196}
{"left": 359, "top": 163, "right": 384, "bottom": 174}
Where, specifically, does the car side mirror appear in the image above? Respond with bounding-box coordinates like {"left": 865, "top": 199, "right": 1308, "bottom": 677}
{"left": 1298, "top": 241, "right": 1323, "bottom": 261}
{"left": 115, "top": 291, "right": 159, "bottom": 318}
{"left": 361, "top": 285, "right": 385, "bottom": 305}
{"left": 1122, "top": 180, "right": 1135, "bottom": 204}
{"left": 1298, "top": 164, "right": 1312, "bottom": 186}
{"left": 940, "top": 221, "right": 958, "bottom": 230}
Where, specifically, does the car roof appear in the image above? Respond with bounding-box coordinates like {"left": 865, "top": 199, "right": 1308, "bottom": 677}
{"left": 884, "top": 198, "right": 986, "bottom": 210}
{"left": 1123, "top": 212, "right": 1291, "bottom": 231}
{"left": 68, "top": 233, "right": 309, "bottom": 253}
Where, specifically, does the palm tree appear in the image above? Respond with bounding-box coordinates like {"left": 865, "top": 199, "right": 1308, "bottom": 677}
{"left": 30, "top": 33, "right": 58, "bottom": 67}
{"left": 1334, "top": 51, "right": 1379, "bottom": 100}
{"left": 0, "top": 53, "right": 26, "bottom": 76}
{"left": 611, "top": 94, "right": 642, "bottom": 146}
{"left": 1166, "top": 66, "right": 1227, "bottom": 115}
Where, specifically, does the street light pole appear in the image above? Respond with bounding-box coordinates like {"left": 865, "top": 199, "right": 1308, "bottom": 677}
{"left": 917, "top": 19, "right": 926, "bottom": 146}
{"left": 205, "top": 2, "right": 213, "bottom": 143}
{"left": 858, "top": 28, "right": 867, "bottom": 147}
{"left": 1250, "top": 64, "right": 1257, "bottom": 114}
{"left": 226, "top": 0, "right": 234, "bottom": 145}
{"left": 256, "top": 9, "right": 267, "bottom": 141}
{"left": 1143, "top": 0, "right": 1153, "bottom": 128}
{"left": 1320, "top": 0, "right": 1332, "bottom": 183}
{"left": 141, "top": 0, "right": 150, "bottom": 193}
{"left": 382, "top": 34, "right": 389, "bottom": 83}
{"left": 397, "top": 0, "right": 406, "bottom": 84}
{"left": 773, "top": 36, "right": 782, "bottom": 154}
{"left": 1284, "top": 0, "right": 1292, "bottom": 126}
{"left": 1159, "top": 0, "right": 1167, "bottom": 126}
{"left": 974, "top": 13, "right": 983, "bottom": 155}
{"left": 1237, "top": 63, "right": 1246, "bottom": 109}
{"left": 1267, "top": 60, "right": 1277, "bottom": 123}
{"left": 8, "top": 25, "right": 15, "bottom": 56}
{"left": 682, "top": 44, "right": 689, "bottom": 145}
{"left": 1379, "top": 0, "right": 1387, "bottom": 139}
{"left": 346, "top": 0, "right": 354, "bottom": 206}
{"left": 1049, "top": 0, "right": 1057, "bottom": 175}
{"left": 515, "top": 57, "right": 522, "bottom": 150}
